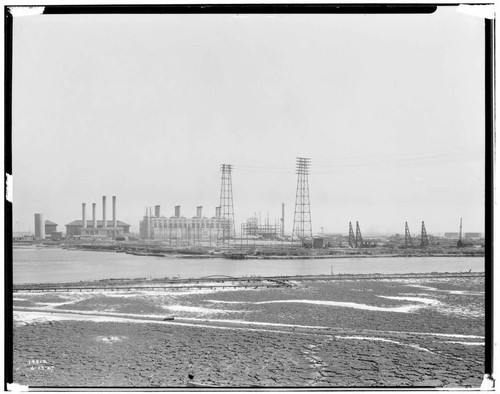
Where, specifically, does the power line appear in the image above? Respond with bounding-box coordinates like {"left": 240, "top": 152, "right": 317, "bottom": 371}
{"left": 232, "top": 147, "right": 482, "bottom": 174}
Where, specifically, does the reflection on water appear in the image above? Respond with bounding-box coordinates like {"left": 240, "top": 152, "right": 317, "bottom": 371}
{"left": 12, "top": 247, "right": 484, "bottom": 284}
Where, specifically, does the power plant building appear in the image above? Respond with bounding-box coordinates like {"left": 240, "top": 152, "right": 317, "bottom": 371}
{"left": 65, "top": 195, "right": 130, "bottom": 238}
{"left": 45, "top": 220, "right": 58, "bottom": 235}
{"left": 139, "top": 205, "right": 229, "bottom": 242}
{"left": 464, "top": 232, "right": 483, "bottom": 239}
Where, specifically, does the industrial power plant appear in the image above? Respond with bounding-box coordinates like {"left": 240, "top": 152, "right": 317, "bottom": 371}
{"left": 65, "top": 196, "right": 130, "bottom": 239}
{"left": 139, "top": 205, "right": 230, "bottom": 244}
{"left": 22, "top": 159, "right": 483, "bottom": 255}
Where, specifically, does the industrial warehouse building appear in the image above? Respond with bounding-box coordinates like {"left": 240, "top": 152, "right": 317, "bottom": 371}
{"left": 444, "top": 232, "right": 484, "bottom": 239}
{"left": 65, "top": 196, "right": 130, "bottom": 238}
{"left": 139, "top": 205, "right": 229, "bottom": 242}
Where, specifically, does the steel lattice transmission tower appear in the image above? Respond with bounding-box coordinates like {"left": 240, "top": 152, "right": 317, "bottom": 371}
{"left": 218, "top": 164, "right": 235, "bottom": 245}
{"left": 420, "top": 221, "right": 429, "bottom": 248}
{"left": 405, "top": 221, "right": 412, "bottom": 248}
{"left": 292, "top": 157, "right": 312, "bottom": 243}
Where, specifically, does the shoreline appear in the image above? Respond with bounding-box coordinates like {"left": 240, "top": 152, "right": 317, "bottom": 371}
{"left": 21, "top": 242, "right": 485, "bottom": 259}
{"left": 13, "top": 271, "right": 484, "bottom": 290}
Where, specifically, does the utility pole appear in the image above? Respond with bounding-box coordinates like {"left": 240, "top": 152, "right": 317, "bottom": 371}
{"left": 292, "top": 157, "right": 312, "bottom": 245}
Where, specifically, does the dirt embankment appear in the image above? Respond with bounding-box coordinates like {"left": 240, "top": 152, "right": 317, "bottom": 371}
{"left": 57, "top": 241, "right": 485, "bottom": 259}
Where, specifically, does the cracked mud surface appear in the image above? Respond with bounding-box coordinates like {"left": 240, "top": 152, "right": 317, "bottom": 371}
{"left": 12, "top": 275, "right": 485, "bottom": 388}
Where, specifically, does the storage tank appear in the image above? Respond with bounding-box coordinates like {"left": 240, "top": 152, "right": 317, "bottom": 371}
{"left": 34, "top": 213, "right": 45, "bottom": 239}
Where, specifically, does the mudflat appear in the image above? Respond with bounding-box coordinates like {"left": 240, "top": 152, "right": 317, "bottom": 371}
{"left": 12, "top": 273, "right": 485, "bottom": 388}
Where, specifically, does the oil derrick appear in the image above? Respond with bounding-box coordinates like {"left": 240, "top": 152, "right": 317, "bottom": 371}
{"left": 292, "top": 157, "right": 312, "bottom": 243}
{"left": 348, "top": 222, "right": 355, "bottom": 247}
{"left": 420, "top": 221, "right": 429, "bottom": 248}
{"left": 405, "top": 221, "right": 412, "bottom": 248}
{"left": 218, "top": 164, "right": 235, "bottom": 245}
{"left": 355, "top": 221, "right": 363, "bottom": 248}
{"left": 457, "top": 218, "right": 464, "bottom": 247}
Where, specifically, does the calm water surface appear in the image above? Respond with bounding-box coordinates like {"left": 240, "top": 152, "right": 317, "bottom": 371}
{"left": 13, "top": 246, "right": 484, "bottom": 284}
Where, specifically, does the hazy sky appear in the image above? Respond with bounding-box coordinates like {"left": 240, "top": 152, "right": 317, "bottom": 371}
{"left": 11, "top": 7, "right": 485, "bottom": 235}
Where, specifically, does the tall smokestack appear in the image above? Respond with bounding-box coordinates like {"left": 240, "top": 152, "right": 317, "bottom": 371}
{"left": 82, "top": 203, "right": 87, "bottom": 228}
{"left": 215, "top": 206, "right": 221, "bottom": 218}
{"left": 175, "top": 205, "right": 181, "bottom": 218}
{"left": 197, "top": 206, "right": 202, "bottom": 218}
{"left": 92, "top": 203, "right": 96, "bottom": 228}
{"left": 155, "top": 205, "right": 161, "bottom": 218}
{"left": 102, "top": 196, "right": 107, "bottom": 228}
{"left": 112, "top": 196, "right": 117, "bottom": 227}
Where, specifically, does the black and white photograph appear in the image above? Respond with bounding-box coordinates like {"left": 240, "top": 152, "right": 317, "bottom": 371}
{"left": 6, "top": 3, "right": 493, "bottom": 389}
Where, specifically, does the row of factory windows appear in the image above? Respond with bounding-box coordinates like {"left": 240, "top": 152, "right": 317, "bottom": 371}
{"left": 147, "top": 218, "right": 221, "bottom": 223}
{"left": 151, "top": 222, "right": 227, "bottom": 229}
{"left": 82, "top": 230, "right": 122, "bottom": 235}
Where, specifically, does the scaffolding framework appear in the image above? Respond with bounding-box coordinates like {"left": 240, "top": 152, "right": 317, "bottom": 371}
{"left": 241, "top": 221, "right": 281, "bottom": 239}
{"left": 218, "top": 164, "right": 235, "bottom": 245}
{"left": 292, "top": 157, "right": 312, "bottom": 243}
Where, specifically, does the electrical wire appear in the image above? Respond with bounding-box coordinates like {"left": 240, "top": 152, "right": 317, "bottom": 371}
{"left": 232, "top": 146, "right": 483, "bottom": 173}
